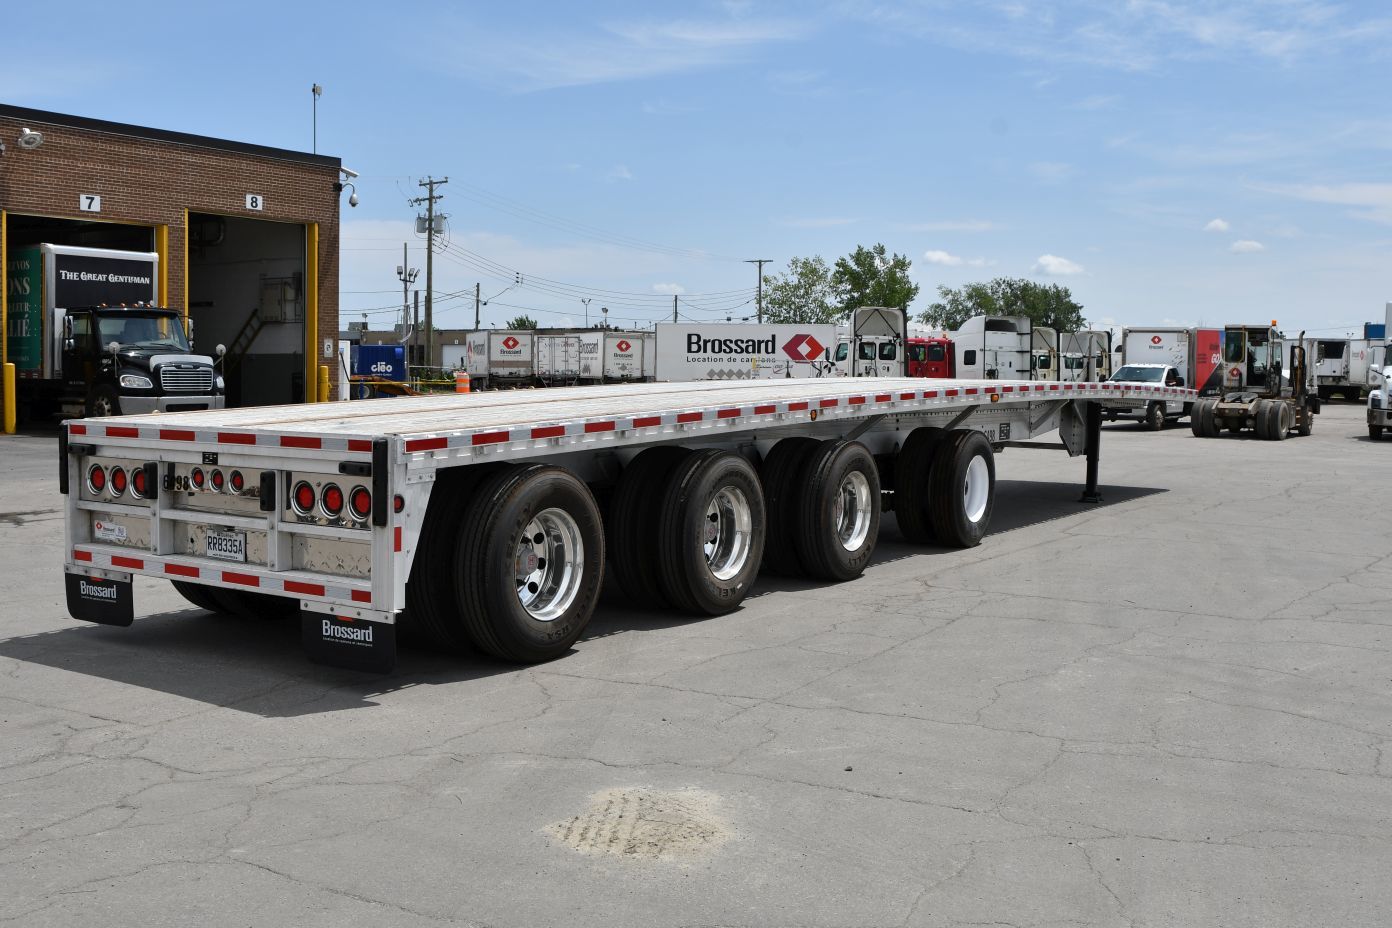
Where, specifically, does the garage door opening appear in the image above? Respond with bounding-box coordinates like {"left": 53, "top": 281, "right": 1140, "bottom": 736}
{"left": 5, "top": 215, "right": 154, "bottom": 253}
{"left": 187, "top": 213, "right": 305, "bottom": 407}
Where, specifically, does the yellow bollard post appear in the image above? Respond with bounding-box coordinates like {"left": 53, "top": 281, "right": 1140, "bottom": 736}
{"left": 317, "top": 365, "right": 331, "bottom": 403}
{"left": 2, "top": 363, "right": 15, "bottom": 434}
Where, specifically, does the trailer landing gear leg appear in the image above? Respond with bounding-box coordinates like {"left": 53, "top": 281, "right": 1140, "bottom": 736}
{"left": 1079, "top": 401, "right": 1103, "bottom": 504}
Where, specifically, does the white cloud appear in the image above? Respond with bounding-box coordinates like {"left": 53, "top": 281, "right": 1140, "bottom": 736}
{"left": 1204, "top": 218, "right": 1230, "bottom": 232}
{"left": 442, "top": 15, "right": 810, "bottom": 92}
{"left": 922, "top": 250, "right": 990, "bottom": 268}
{"left": 1230, "top": 239, "right": 1266, "bottom": 253}
{"left": 777, "top": 216, "right": 858, "bottom": 228}
{"left": 1255, "top": 181, "right": 1392, "bottom": 224}
{"left": 607, "top": 164, "right": 634, "bottom": 182}
{"left": 902, "top": 219, "right": 997, "bottom": 232}
{"left": 1033, "top": 254, "right": 1085, "bottom": 275}
{"left": 651, "top": 282, "right": 686, "bottom": 295}
{"left": 1029, "top": 161, "right": 1074, "bottom": 183}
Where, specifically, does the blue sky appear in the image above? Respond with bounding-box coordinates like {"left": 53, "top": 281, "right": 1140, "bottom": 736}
{"left": 7, "top": 1, "right": 1391, "bottom": 335}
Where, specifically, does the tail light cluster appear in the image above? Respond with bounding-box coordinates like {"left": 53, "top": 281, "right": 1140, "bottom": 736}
{"left": 86, "top": 462, "right": 154, "bottom": 501}
{"left": 188, "top": 467, "right": 250, "bottom": 496}
{"left": 290, "top": 480, "right": 373, "bottom": 524}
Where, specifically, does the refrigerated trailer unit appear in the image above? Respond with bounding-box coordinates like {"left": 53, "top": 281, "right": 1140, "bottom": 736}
{"left": 59, "top": 376, "right": 1195, "bottom": 671}
{"left": 464, "top": 330, "right": 536, "bottom": 388}
{"left": 950, "top": 316, "right": 1032, "bottom": 380}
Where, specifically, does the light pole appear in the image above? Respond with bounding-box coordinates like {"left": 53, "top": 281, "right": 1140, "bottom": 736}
{"left": 311, "top": 84, "right": 322, "bottom": 153}
{"left": 582, "top": 297, "right": 591, "bottom": 328}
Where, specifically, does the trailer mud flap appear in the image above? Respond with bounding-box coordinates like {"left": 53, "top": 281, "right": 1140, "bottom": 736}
{"left": 65, "top": 572, "right": 134, "bottom": 627}
{"left": 301, "top": 613, "right": 396, "bottom": 673}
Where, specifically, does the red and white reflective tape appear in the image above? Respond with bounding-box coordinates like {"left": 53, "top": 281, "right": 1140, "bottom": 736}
{"left": 72, "top": 546, "right": 371, "bottom": 606}
{"left": 396, "top": 382, "right": 1198, "bottom": 457}
{"left": 68, "top": 422, "right": 373, "bottom": 454}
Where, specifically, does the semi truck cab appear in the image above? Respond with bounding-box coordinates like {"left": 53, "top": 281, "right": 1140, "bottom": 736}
{"left": 1368, "top": 364, "right": 1392, "bottom": 440}
{"left": 59, "top": 305, "right": 225, "bottom": 417}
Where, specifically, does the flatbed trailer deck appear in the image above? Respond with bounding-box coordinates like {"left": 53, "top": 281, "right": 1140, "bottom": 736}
{"left": 60, "top": 377, "right": 1196, "bottom": 670}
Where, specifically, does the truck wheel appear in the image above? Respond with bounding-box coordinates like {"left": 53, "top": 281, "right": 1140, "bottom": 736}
{"left": 793, "top": 441, "right": 881, "bottom": 582}
{"left": 452, "top": 464, "right": 604, "bottom": 662}
{"left": 893, "top": 427, "right": 943, "bottom": 543}
{"left": 1269, "top": 401, "right": 1291, "bottom": 441}
{"left": 608, "top": 446, "right": 689, "bottom": 607}
{"left": 1201, "top": 400, "right": 1221, "bottom": 437}
{"left": 1143, "top": 402, "right": 1164, "bottom": 431}
{"left": 1253, "top": 400, "right": 1271, "bottom": 440}
{"left": 86, "top": 385, "right": 122, "bottom": 418}
{"left": 758, "top": 437, "right": 819, "bottom": 576}
{"left": 172, "top": 580, "right": 232, "bottom": 614}
{"left": 928, "top": 430, "right": 996, "bottom": 548}
{"left": 1371, "top": 425, "right": 1383, "bottom": 441}
{"left": 1297, "top": 406, "right": 1313, "bottom": 437}
{"left": 1189, "top": 400, "right": 1208, "bottom": 437}
{"left": 404, "top": 466, "right": 493, "bottom": 650}
{"left": 656, "top": 450, "right": 765, "bottom": 615}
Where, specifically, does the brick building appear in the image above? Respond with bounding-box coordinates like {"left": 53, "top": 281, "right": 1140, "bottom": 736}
{"left": 0, "top": 103, "right": 344, "bottom": 412}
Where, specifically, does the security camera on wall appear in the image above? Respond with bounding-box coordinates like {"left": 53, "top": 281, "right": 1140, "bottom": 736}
{"left": 349, "top": 192, "right": 359, "bottom": 207}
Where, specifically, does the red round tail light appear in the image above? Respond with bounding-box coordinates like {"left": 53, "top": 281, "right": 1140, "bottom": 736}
{"left": 210, "top": 469, "right": 225, "bottom": 492}
{"left": 393, "top": 494, "right": 405, "bottom": 513}
{"left": 131, "top": 467, "right": 148, "bottom": 499}
{"left": 349, "top": 486, "right": 372, "bottom": 521}
{"left": 230, "top": 470, "right": 245, "bottom": 493}
{"left": 109, "top": 467, "right": 128, "bottom": 497}
{"left": 292, "top": 481, "right": 316, "bottom": 515}
{"left": 321, "top": 483, "right": 344, "bottom": 517}
{"left": 87, "top": 464, "right": 107, "bottom": 493}
{"left": 191, "top": 467, "right": 206, "bottom": 489}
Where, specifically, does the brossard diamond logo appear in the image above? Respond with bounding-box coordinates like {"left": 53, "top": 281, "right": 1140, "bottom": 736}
{"left": 615, "top": 340, "right": 632, "bottom": 352}
{"left": 502, "top": 336, "right": 520, "bottom": 350}
{"left": 781, "top": 333, "right": 825, "bottom": 362}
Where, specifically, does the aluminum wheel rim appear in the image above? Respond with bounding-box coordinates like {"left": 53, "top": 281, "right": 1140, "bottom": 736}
{"left": 704, "top": 486, "right": 752, "bottom": 581}
{"left": 963, "top": 455, "right": 990, "bottom": 524}
{"left": 833, "top": 470, "right": 872, "bottom": 551}
{"left": 514, "top": 507, "right": 584, "bottom": 622}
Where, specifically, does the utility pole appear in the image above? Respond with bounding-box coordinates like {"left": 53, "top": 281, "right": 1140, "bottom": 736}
{"left": 745, "top": 258, "right": 772, "bottom": 324}
{"left": 396, "top": 243, "right": 418, "bottom": 343}
{"left": 412, "top": 291, "right": 420, "bottom": 366}
{"left": 474, "top": 283, "right": 481, "bottom": 330}
{"left": 410, "top": 176, "right": 448, "bottom": 367}
{"left": 673, "top": 295, "right": 678, "bottom": 323}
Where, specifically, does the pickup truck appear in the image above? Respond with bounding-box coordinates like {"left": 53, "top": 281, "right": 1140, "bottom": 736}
{"left": 1103, "top": 363, "right": 1190, "bottom": 430}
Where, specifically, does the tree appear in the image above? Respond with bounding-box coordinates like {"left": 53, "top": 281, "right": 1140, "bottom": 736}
{"left": 504, "top": 314, "right": 538, "bottom": 330}
{"left": 831, "top": 244, "right": 919, "bottom": 316}
{"left": 760, "top": 255, "right": 841, "bottom": 325}
{"left": 918, "top": 278, "right": 1086, "bottom": 333}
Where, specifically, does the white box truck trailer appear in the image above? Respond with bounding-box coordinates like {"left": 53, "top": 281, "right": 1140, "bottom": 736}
{"left": 465, "top": 330, "right": 536, "bottom": 388}
{"left": 59, "top": 374, "right": 1195, "bottom": 671}
{"left": 654, "top": 323, "right": 838, "bottom": 380}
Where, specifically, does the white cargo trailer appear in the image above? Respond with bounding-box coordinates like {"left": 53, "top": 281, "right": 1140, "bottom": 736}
{"left": 59, "top": 375, "right": 1195, "bottom": 671}
{"left": 536, "top": 335, "right": 581, "bottom": 386}
{"left": 655, "top": 323, "right": 837, "bottom": 380}
{"left": 465, "top": 330, "right": 536, "bottom": 388}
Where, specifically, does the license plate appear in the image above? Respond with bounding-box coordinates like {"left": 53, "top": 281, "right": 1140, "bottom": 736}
{"left": 205, "top": 530, "right": 246, "bottom": 562}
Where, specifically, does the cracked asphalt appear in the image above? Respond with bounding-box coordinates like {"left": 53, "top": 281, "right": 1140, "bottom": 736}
{"left": 2, "top": 402, "right": 1389, "bottom": 927}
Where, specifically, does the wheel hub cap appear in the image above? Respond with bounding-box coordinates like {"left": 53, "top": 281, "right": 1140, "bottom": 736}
{"left": 704, "top": 487, "right": 752, "bottom": 581}
{"left": 513, "top": 508, "right": 584, "bottom": 622}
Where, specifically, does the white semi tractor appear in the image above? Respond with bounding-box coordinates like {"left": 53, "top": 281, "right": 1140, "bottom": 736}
{"left": 59, "top": 374, "right": 1194, "bottom": 671}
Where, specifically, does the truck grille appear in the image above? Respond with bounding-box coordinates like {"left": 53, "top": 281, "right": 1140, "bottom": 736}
{"left": 160, "top": 367, "right": 213, "bottom": 392}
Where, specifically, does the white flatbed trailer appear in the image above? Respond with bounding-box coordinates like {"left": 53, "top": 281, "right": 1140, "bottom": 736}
{"left": 60, "top": 377, "right": 1196, "bottom": 671}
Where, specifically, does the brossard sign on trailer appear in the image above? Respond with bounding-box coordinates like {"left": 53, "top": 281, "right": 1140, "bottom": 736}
{"left": 655, "top": 323, "right": 837, "bottom": 380}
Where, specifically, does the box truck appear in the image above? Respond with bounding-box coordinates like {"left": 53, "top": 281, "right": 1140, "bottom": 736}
{"left": 7, "top": 244, "right": 224, "bottom": 419}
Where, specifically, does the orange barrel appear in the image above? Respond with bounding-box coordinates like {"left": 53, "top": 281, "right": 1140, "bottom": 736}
{"left": 454, "top": 370, "right": 471, "bottom": 394}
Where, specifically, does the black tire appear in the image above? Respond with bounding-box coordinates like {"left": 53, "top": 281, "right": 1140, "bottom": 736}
{"left": 1297, "top": 406, "right": 1313, "bottom": 437}
{"left": 893, "top": 427, "right": 944, "bottom": 543}
{"left": 452, "top": 464, "right": 605, "bottom": 662}
{"left": 792, "top": 441, "right": 881, "bottom": 582}
{"left": 1253, "top": 400, "right": 1271, "bottom": 440}
{"left": 1269, "top": 401, "right": 1290, "bottom": 441}
{"left": 656, "top": 450, "right": 766, "bottom": 615}
{"left": 219, "top": 588, "right": 300, "bottom": 620}
{"left": 758, "top": 437, "right": 819, "bottom": 576}
{"left": 928, "top": 430, "right": 996, "bottom": 548}
{"left": 1371, "top": 425, "right": 1383, "bottom": 441}
{"left": 86, "top": 384, "right": 122, "bottom": 418}
{"left": 1201, "top": 400, "right": 1220, "bottom": 437}
{"left": 1190, "top": 400, "right": 1208, "bottom": 437}
{"left": 172, "top": 580, "right": 231, "bottom": 614}
{"left": 608, "top": 446, "right": 689, "bottom": 608}
{"left": 1143, "top": 402, "right": 1164, "bottom": 431}
{"left": 403, "top": 466, "right": 493, "bottom": 650}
